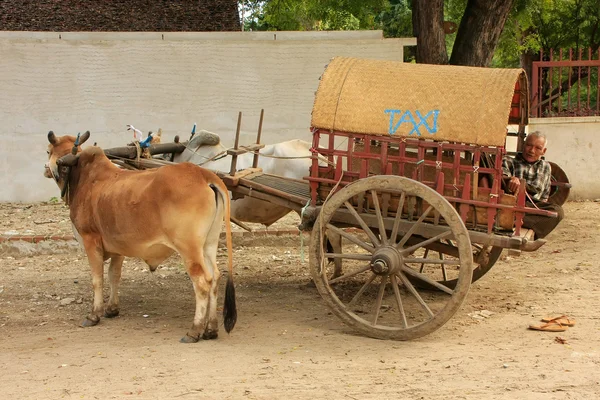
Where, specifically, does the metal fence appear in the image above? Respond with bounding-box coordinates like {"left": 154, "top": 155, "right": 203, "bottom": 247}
{"left": 531, "top": 48, "right": 600, "bottom": 117}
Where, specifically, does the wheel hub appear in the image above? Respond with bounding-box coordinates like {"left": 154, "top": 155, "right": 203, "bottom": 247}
{"left": 370, "top": 246, "right": 403, "bottom": 276}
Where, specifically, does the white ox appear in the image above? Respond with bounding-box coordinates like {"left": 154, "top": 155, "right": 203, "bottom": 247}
{"left": 173, "top": 130, "right": 343, "bottom": 276}
{"left": 173, "top": 130, "right": 315, "bottom": 226}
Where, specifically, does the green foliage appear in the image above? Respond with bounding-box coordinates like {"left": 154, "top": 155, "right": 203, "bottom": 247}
{"left": 317, "top": 9, "right": 361, "bottom": 30}
{"left": 48, "top": 197, "right": 59, "bottom": 204}
{"left": 493, "top": 0, "right": 600, "bottom": 67}
{"left": 375, "top": 0, "right": 412, "bottom": 38}
{"left": 239, "top": 0, "right": 387, "bottom": 31}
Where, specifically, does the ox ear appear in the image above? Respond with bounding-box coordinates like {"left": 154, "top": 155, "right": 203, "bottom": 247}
{"left": 48, "top": 131, "right": 58, "bottom": 145}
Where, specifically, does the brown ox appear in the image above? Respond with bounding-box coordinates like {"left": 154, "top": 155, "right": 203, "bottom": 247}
{"left": 44, "top": 131, "right": 236, "bottom": 342}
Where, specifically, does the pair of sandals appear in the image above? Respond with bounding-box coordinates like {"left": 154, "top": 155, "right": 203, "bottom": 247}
{"left": 528, "top": 315, "right": 576, "bottom": 332}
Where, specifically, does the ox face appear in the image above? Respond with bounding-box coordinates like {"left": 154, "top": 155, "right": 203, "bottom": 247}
{"left": 44, "top": 131, "right": 72, "bottom": 181}
{"left": 44, "top": 131, "right": 90, "bottom": 190}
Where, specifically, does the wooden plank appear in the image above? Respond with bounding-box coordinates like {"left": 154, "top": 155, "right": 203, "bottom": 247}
{"left": 226, "top": 143, "right": 265, "bottom": 156}
{"left": 217, "top": 168, "right": 263, "bottom": 187}
{"left": 232, "top": 177, "right": 309, "bottom": 207}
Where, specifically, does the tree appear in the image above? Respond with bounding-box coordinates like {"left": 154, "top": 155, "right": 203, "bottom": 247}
{"left": 411, "top": 0, "right": 448, "bottom": 64}
{"left": 449, "top": 0, "right": 514, "bottom": 66}
{"left": 411, "top": 0, "right": 514, "bottom": 66}
{"left": 241, "top": 0, "right": 514, "bottom": 67}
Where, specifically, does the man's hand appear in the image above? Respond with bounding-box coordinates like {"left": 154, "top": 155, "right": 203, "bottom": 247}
{"left": 507, "top": 176, "right": 520, "bottom": 194}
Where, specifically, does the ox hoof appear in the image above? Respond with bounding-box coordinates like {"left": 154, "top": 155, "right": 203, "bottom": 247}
{"left": 104, "top": 308, "right": 120, "bottom": 318}
{"left": 180, "top": 333, "right": 201, "bottom": 343}
{"left": 202, "top": 331, "right": 218, "bottom": 340}
{"left": 81, "top": 315, "right": 100, "bottom": 327}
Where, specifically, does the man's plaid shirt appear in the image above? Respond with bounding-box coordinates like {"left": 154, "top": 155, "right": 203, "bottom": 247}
{"left": 502, "top": 153, "right": 552, "bottom": 202}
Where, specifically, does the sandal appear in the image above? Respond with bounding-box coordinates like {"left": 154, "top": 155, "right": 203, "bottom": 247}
{"left": 541, "top": 315, "right": 576, "bottom": 327}
{"left": 528, "top": 321, "right": 568, "bottom": 332}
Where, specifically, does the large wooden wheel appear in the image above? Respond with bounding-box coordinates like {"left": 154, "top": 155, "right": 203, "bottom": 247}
{"left": 309, "top": 176, "right": 473, "bottom": 340}
{"left": 548, "top": 161, "right": 570, "bottom": 206}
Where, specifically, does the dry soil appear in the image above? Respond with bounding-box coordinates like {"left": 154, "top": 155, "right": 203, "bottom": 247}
{"left": 0, "top": 201, "right": 599, "bottom": 399}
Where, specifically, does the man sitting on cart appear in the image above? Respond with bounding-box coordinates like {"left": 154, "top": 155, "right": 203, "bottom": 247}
{"left": 502, "top": 131, "right": 564, "bottom": 239}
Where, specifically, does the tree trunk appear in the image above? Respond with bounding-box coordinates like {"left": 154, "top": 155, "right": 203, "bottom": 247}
{"left": 520, "top": 50, "right": 536, "bottom": 94}
{"left": 411, "top": 0, "right": 448, "bottom": 65}
{"left": 449, "top": 0, "right": 513, "bottom": 66}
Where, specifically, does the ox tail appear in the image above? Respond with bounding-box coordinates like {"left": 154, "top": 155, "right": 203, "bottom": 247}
{"left": 210, "top": 181, "right": 237, "bottom": 333}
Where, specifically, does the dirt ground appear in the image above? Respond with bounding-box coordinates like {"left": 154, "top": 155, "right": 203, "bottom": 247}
{"left": 0, "top": 201, "right": 599, "bottom": 399}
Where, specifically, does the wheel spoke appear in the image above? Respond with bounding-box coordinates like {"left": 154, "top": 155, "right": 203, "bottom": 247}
{"left": 372, "top": 276, "right": 387, "bottom": 325}
{"left": 439, "top": 251, "right": 448, "bottom": 281}
{"left": 397, "top": 272, "right": 435, "bottom": 317}
{"left": 390, "top": 191, "right": 406, "bottom": 245}
{"left": 396, "top": 205, "right": 434, "bottom": 249}
{"left": 401, "top": 231, "right": 453, "bottom": 255}
{"left": 328, "top": 264, "right": 371, "bottom": 285}
{"left": 348, "top": 273, "right": 377, "bottom": 307}
{"left": 391, "top": 274, "right": 408, "bottom": 328}
{"left": 401, "top": 265, "right": 454, "bottom": 295}
{"left": 419, "top": 249, "right": 430, "bottom": 273}
{"left": 370, "top": 190, "right": 388, "bottom": 244}
{"left": 324, "top": 253, "right": 372, "bottom": 261}
{"left": 344, "top": 201, "right": 381, "bottom": 247}
{"left": 433, "top": 210, "right": 440, "bottom": 225}
{"left": 325, "top": 223, "right": 375, "bottom": 254}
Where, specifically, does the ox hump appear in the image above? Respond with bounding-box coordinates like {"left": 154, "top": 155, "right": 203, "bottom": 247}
{"left": 78, "top": 146, "right": 111, "bottom": 167}
{"left": 82, "top": 146, "right": 105, "bottom": 157}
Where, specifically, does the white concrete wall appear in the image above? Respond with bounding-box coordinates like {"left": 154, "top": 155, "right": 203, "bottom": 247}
{"left": 0, "top": 31, "right": 416, "bottom": 202}
{"left": 529, "top": 116, "right": 600, "bottom": 200}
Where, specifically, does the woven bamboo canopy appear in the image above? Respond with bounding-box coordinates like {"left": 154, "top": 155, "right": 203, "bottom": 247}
{"left": 311, "top": 57, "right": 528, "bottom": 147}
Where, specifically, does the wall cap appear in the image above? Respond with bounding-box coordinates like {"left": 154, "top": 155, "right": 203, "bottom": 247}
{"left": 0, "top": 30, "right": 416, "bottom": 45}
{"left": 530, "top": 116, "right": 600, "bottom": 124}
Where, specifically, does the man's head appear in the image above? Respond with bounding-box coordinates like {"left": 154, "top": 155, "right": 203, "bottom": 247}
{"left": 523, "top": 131, "right": 547, "bottom": 163}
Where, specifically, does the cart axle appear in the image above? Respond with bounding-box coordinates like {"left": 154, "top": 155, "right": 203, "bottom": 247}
{"left": 370, "top": 246, "right": 403, "bottom": 275}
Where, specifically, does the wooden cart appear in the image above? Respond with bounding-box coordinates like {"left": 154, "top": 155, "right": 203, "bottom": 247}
{"left": 106, "top": 57, "right": 570, "bottom": 340}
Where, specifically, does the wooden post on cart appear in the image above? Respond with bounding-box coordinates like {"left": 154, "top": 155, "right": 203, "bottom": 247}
{"left": 252, "top": 109, "right": 265, "bottom": 169}
{"left": 229, "top": 112, "right": 243, "bottom": 176}
{"left": 516, "top": 124, "right": 527, "bottom": 153}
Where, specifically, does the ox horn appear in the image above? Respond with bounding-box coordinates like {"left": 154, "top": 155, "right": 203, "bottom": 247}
{"left": 48, "top": 131, "right": 58, "bottom": 145}
{"left": 56, "top": 153, "right": 80, "bottom": 167}
{"left": 71, "top": 130, "right": 91, "bottom": 155}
